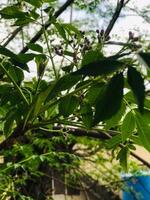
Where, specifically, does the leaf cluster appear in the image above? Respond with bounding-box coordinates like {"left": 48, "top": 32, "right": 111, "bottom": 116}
{"left": 0, "top": 0, "right": 150, "bottom": 199}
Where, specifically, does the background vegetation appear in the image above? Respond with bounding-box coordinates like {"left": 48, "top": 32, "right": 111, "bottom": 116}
{"left": 0, "top": 0, "right": 150, "bottom": 199}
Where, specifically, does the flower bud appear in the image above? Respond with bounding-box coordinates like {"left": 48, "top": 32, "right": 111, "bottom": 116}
{"left": 100, "top": 29, "right": 104, "bottom": 36}
{"left": 129, "top": 31, "right": 134, "bottom": 40}
{"left": 96, "top": 29, "right": 99, "bottom": 33}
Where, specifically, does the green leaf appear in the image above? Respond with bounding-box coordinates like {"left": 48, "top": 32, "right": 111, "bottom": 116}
{"left": 131, "top": 135, "right": 143, "bottom": 146}
{"left": 62, "top": 64, "right": 74, "bottom": 72}
{"left": 121, "top": 111, "right": 135, "bottom": 142}
{"left": 73, "top": 57, "right": 126, "bottom": 76}
{"left": 105, "top": 102, "right": 126, "bottom": 129}
{"left": 80, "top": 103, "right": 93, "bottom": 129}
{"left": 0, "top": 6, "right": 28, "bottom": 19}
{"left": 4, "top": 110, "right": 15, "bottom": 137}
{"left": 54, "top": 23, "right": 67, "bottom": 40}
{"left": 93, "top": 73, "right": 124, "bottom": 125}
{"left": 135, "top": 111, "right": 150, "bottom": 152}
{"left": 59, "top": 95, "right": 79, "bottom": 117}
{"left": 24, "top": 0, "right": 42, "bottom": 7}
{"left": 127, "top": 67, "right": 145, "bottom": 113}
{"left": 8, "top": 65, "right": 24, "bottom": 85}
{"left": 18, "top": 53, "right": 36, "bottom": 63}
{"left": 85, "top": 82, "right": 105, "bottom": 105}
{"left": 27, "top": 43, "right": 43, "bottom": 53}
{"left": 35, "top": 54, "right": 47, "bottom": 78}
{"left": 23, "top": 81, "right": 48, "bottom": 123}
{"left": 144, "top": 98, "right": 150, "bottom": 109}
{"left": 0, "top": 84, "right": 13, "bottom": 106}
{"left": 31, "top": 93, "right": 47, "bottom": 118}
{"left": 62, "top": 23, "right": 81, "bottom": 37}
{"left": 47, "top": 104, "right": 58, "bottom": 119}
{"left": 75, "top": 79, "right": 91, "bottom": 89}
{"left": 0, "top": 84, "right": 12, "bottom": 95}
{"left": 138, "top": 52, "right": 150, "bottom": 68}
{"left": 35, "top": 54, "right": 47, "bottom": 63}
{"left": 81, "top": 49, "right": 103, "bottom": 66}
{"left": 26, "top": 85, "right": 53, "bottom": 122}
{"left": 29, "top": 74, "right": 81, "bottom": 119}
{"left": 117, "top": 147, "right": 129, "bottom": 171}
{"left": 63, "top": 51, "right": 74, "bottom": 57}
{"left": 124, "top": 91, "right": 136, "bottom": 104}
{"left": 30, "top": 9, "right": 40, "bottom": 20}
{"left": 105, "top": 134, "right": 122, "bottom": 149}
{"left": 0, "top": 45, "right": 17, "bottom": 58}
{"left": 23, "top": 93, "right": 45, "bottom": 127}
{"left": 47, "top": 74, "right": 82, "bottom": 100}
{"left": 0, "top": 45, "right": 29, "bottom": 71}
{"left": 14, "top": 18, "right": 34, "bottom": 26}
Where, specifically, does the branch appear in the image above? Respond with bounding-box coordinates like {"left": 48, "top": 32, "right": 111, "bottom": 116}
{"left": 0, "top": 124, "right": 150, "bottom": 168}
{"left": 104, "top": 0, "right": 125, "bottom": 37}
{"left": 124, "top": 0, "right": 131, "bottom": 5}
{"left": 2, "top": 27, "right": 22, "bottom": 47}
{"left": 54, "top": 127, "right": 150, "bottom": 168}
{"left": 20, "top": 0, "right": 74, "bottom": 54}
{"left": 105, "top": 40, "right": 141, "bottom": 48}
{"left": 130, "top": 152, "right": 150, "bottom": 168}
{"left": 41, "top": 126, "right": 109, "bottom": 140}
{"left": 0, "top": 126, "right": 107, "bottom": 151}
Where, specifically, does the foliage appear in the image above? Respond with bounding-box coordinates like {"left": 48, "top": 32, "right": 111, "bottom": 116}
{"left": 0, "top": 0, "right": 150, "bottom": 199}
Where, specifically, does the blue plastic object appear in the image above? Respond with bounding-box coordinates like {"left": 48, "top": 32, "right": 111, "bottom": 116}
{"left": 122, "top": 174, "right": 150, "bottom": 200}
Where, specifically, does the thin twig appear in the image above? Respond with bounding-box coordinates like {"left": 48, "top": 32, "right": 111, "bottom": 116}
{"left": 21, "top": 28, "right": 25, "bottom": 49}
{"left": 2, "top": 27, "right": 22, "bottom": 47}
{"left": 106, "top": 41, "right": 141, "bottom": 48}
{"left": 104, "top": 0, "right": 125, "bottom": 37}
{"left": 70, "top": 4, "right": 73, "bottom": 23}
{"left": 20, "top": 0, "right": 75, "bottom": 54}
{"left": 41, "top": 9, "right": 58, "bottom": 79}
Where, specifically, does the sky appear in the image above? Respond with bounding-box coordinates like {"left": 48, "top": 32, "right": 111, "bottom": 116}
{"left": 0, "top": 0, "right": 149, "bottom": 44}
{"left": 60, "top": 0, "right": 150, "bottom": 36}
{"left": 28, "top": 0, "right": 150, "bottom": 78}
{"left": 114, "top": 0, "right": 150, "bottom": 35}
{"left": 0, "top": 0, "right": 149, "bottom": 79}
